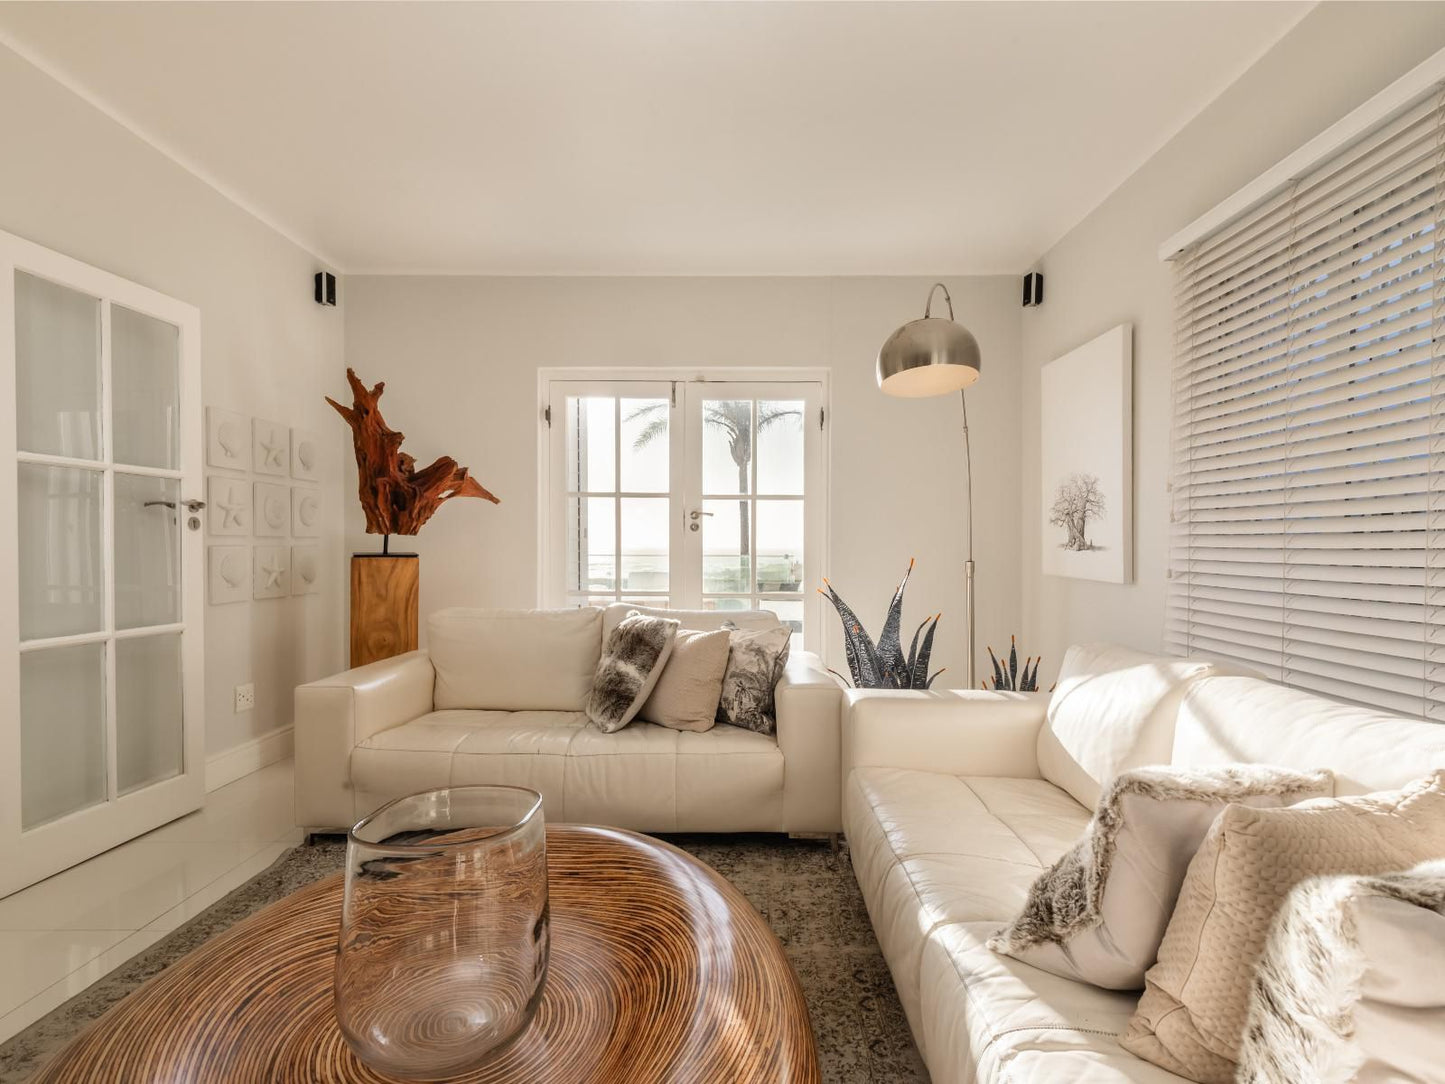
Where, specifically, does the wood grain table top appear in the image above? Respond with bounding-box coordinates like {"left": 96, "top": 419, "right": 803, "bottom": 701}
{"left": 33, "top": 825, "right": 821, "bottom": 1084}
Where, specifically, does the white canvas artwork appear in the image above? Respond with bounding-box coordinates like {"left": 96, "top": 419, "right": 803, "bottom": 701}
{"left": 292, "top": 544, "right": 320, "bottom": 596}
{"left": 253, "top": 418, "right": 289, "bottom": 476}
{"left": 1040, "top": 324, "right": 1133, "bottom": 583}
{"left": 206, "top": 407, "right": 251, "bottom": 471}
{"left": 253, "top": 545, "right": 291, "bottom": 599}
{"left": 207, "top": 475, "right": 251, "bottom": 536}
{"left": 290, "top": 428, "right": 321, "bottom": 481}
{"left": 208, "top": 545, "right": 251, "bottom": 605}
{"left": 254, "top": 481, "right": 290, "bottom": 537}
{"left": 292, "top": 486, "right": 322, "bottom": 537}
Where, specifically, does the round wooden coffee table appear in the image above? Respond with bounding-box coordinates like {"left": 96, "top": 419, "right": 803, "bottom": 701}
{"left": 33, "top": 825, "right": 820, "bottom": 1083}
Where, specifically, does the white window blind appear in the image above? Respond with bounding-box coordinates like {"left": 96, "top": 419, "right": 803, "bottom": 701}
{"left": 1168, "top": 89, "right": 1445, "bottom": 719}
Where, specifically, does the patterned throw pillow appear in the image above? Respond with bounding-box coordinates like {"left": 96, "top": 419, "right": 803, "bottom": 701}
{"left": 585, "top": 612, "right": 678, "bottom": 733}
{"left": 716, "top": 622, "right": 791, "bottom": 734}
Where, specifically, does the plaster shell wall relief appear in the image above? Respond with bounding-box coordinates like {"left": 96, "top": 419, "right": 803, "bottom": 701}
{"left": 203, "top": 409, "right": 326, "bottom": 606}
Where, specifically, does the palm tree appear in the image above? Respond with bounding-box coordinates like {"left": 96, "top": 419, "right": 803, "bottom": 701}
{"left": 626, "top": 400, "right": 801, "bottom": 559}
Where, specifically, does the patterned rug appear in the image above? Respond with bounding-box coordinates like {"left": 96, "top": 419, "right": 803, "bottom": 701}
{"left": 0, "top": 835, "right": 928, "bottom": 1083}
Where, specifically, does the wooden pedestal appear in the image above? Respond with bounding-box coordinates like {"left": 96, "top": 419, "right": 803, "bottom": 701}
{"left": 350, "top": 554, "right": 419, "bottom": 668}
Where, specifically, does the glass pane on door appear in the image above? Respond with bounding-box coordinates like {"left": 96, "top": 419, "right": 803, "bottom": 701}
{"left": 111, "top": 305, "right": 180, "bottom": 470}
{"left": 702, "top": 400, "right": 751, "bottom": 495}
{"left": 18, "top": 463, "right": 103, "bottom": 640}
{"left": 116, "top": 633, "right": 183, "bottom": 794}
{"left": 14, "top": 272, "right": 101, "bottom": 461}
{"left": 114, "top": 473, "right": 181, "bottom": 630}
{"left": 20, "top": 642, "right": 106, "bottom": 829}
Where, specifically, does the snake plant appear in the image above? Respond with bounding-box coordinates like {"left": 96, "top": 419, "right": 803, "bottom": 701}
{"left": 985, "top": 636, "right": 1048, "bottom": 692}
{"left": 820, "top": 559, "right": 944, "bottom": 689}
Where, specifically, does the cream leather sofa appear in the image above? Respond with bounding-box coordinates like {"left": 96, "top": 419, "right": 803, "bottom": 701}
{"left": 295, "top": 605, "right": 844, "bottom": 835}
{"left": 843, "top": 643, "right": 1445, "bottom": 1084}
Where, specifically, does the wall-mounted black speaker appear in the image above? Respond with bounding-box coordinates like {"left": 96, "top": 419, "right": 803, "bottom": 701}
{"left": 314, "top": 271, "right": 337, "bottom": 307}
{"left": 1022, "top": 271, "right": 1044, "bottom": 308}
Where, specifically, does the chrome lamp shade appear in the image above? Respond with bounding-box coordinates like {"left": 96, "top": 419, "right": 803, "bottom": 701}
{"left": 876, "top": 316, "right": 982, "bottom": 398}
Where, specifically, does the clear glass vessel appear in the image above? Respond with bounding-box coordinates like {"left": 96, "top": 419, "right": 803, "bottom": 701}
{"left": 335, "top": 786, "right": 549, "bottom": 1080}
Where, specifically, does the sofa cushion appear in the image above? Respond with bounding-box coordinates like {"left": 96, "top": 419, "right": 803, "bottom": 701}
{"left": 601, "top": 602, "right": 779, "bottom": 642}
{"left": 844, "top": 766, "right": 1091, "bottom": 1056}
{"left": 1038, "top": 643, "right": 1214, "bottom": 808}
{"left": 1173, "top": 675, "right": 1445, "bottom": 795}
{"left": 585, "top": 612, "right": 677, "bottom": 732}
{"left": 429, "top": 608, "right": 602, "bottom": 712}
{"left": 717, "top": 622, "right": 792, "bottom": 734}
{"left": 637, "top": 626, "right": 731, "bottom": 732}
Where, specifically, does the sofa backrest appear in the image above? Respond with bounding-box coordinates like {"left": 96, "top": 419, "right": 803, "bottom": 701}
{"left": 1173, "top": 676, "right": 1445, "bottom": 795}
{"left": 1038, "top": 643, "right": 1217, "bottom": 808}
{"left": 429, "top": 607, "right": 602, "bottom": 712}
{"left": 600, "top": 602, "right": 779, "bottom": 643}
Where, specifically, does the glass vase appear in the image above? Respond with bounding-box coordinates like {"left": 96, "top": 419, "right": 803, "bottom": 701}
{"left": 335, "top": 786, "right": 549, "bottom": 1080}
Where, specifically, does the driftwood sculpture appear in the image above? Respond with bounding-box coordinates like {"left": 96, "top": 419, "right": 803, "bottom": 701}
{"left": 327, "top": 368, "right": 499, "bottom": 537}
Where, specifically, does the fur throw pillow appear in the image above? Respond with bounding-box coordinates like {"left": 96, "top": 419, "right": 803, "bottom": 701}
{"left": 716, "top": 622, "right": 791, "bottom": 734}
{"left": 585, "top": 612, "right": 677, "bottom": 733}
{"left": 1238, "top": 860, "right": 1445, "bottom": 1084}
{"left": 989, "top": 765, "right": 1333, "bottom": 990}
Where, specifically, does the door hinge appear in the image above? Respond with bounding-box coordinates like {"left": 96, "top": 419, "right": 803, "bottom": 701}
{"left": 819, "top": 407, "right": 826, "bottom": 430}
{"left": 671, "top": 382, "right": 678, "bottom": 407}
{"left": 543, "top": 405, "right": 552, "bottom": 427}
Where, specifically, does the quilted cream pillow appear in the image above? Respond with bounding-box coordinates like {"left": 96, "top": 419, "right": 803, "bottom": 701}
{"left": 1122, "top": 770, "right": 1445, "bottom": 1083}
{"left": 988, "top": 765, "right": 1332, "bottom": 990}
{"left": 1239, "top": 860, "right": 1445, "bottom": 1084}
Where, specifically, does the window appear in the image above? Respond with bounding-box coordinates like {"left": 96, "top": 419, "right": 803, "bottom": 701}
{"left": 542, "top": 376, "right": 826, "bottom": 649}
{"left": 1167, "top": 91, "right": 1445, "bottom": 719}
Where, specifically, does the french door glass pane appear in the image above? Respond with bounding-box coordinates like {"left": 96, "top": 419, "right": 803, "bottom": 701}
{"left": 756, "top": 400, "right": 805, "bottom": 494}
{"left": 620, "top": 497, "right": 668, "bottom": 592}
{"left": 18, "top": 463, "right": 103, "bottom": 640}
{"left": 702, "top": 400, "right": 751, "bottom": 494}
{"left": 566, "top": 496, "right": 615, "bottom": 594}
{"left": 111, "top": 305, "right": 180, "bottom": 470}
{"left": 755, "top": 500, "right": 804, "bottom": 592}
{"left": 620, "top": 398, "right": 668, "bottom": 492}
{"left": 14, "top": 271, "right": 101, "bottom": 461}
{"left": 116, "top": 633, "right": 183, "bottom": 795}
{"left": 702, "top": 498, "right": 750, "bottom": 593}
{"left": 566, "top": 397, "right": 614, "bottom": 492}
{"left": 21, "top": 642, "right": 106, "bottom": 829}
{"left": 114, "top": 473, "right": 181, "bottom": 630}
{"left": 762, "top": 599, "right": 804, "bottom": 640}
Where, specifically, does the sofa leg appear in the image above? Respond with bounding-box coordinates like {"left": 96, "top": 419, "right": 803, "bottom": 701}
{"left": 787, "top": 831, "right": 842, "bottom": 854}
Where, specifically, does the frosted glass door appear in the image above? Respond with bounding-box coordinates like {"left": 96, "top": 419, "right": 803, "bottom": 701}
{"left": 0, "top": 231, "right": 204, "bottom": 897}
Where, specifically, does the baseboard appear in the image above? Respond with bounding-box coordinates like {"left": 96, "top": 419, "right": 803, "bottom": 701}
{"left": 206, "top": 726, "right": 294, "bottom": 793}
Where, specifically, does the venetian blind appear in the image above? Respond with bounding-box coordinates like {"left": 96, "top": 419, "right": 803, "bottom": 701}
{"left": 1168, "top": 89, "right": 1445, "bottom": 719}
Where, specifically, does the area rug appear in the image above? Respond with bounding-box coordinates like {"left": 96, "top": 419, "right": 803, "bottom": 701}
{"left": 0, "top": 835, "right": 927, "bottom": 1084}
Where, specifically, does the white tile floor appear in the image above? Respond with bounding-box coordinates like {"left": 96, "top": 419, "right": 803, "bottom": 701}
{"left": 0, "top": 758, "right": 303, "bottom": 1044}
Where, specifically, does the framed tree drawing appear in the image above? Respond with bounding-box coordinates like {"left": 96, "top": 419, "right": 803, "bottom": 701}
{"left": 1040, "top": 324, "right": 1133, "bottom": 583}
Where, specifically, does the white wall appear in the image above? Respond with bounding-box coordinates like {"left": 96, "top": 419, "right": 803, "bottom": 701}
{"left": 342, "top": 275, "right": 1022, "bottom": 685}
{"left": 1019, "top": 1, "right": 1445, "bottom": 674}
{"left": 0, "top": 45, "right": 346, "bottom": 755}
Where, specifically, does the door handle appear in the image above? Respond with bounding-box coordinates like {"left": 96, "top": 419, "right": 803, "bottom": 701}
{"left": 689, "top": 509, "right": 713, "bottom": 532}
{"left": 689, "top": 510, "right": 713, "bottom": 520}
{"left": 184, "top": 498, "right": 206, "bottom": 512}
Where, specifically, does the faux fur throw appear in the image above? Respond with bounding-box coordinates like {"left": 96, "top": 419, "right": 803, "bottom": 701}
{"left": 1238, "top": 861, "right": 1445, "bottom": 1084}
{"left": 585, "top": 612, "right": 677, "bottom": 733}
{"left": 988, "top": 764, "right": 1333, "bottom": 990}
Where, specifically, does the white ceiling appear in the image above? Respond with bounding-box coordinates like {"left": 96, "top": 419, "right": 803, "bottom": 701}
{"left": 0, "top": 1, "right": 1311, "bottom": 275}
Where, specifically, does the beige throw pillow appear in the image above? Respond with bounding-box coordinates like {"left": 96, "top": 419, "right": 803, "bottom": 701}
{"left": 637, "top": 628, "right": 731, "bottom": 732}
{"left": 1239, "top": 860, "right": 1445, "bottom": 1084}
{"left": 988, "top": 765, "right": 1332, "bottom": 990}
{"left": 1122, "top": 770, "right": 1445, "bottom": 1083}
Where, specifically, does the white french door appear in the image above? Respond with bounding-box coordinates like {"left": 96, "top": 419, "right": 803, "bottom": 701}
{"left": 543, "top": 376, "right": 826, "bottom": 650}
{"left": 0, "top": 230, "right": 204, "bottom": 898}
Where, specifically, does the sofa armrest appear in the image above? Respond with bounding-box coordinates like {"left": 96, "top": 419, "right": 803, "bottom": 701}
{"left": 294, "top": 651, "right": 436, "bottom": 831}
{"left": 842, "top": 688, "right": 1048, "bottom": 784}
{"left": 775, "top": 650, "right": 846, "bottom": 833}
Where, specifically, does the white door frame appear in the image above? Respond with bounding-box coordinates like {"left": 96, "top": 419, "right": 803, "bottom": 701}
{"left": 537, "top": 368, "right": 830, "bottom": 652}
{"left": 0, "top": 229, "right": 204, "bottom": 898}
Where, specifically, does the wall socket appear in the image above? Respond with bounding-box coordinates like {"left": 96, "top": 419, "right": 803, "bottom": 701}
{"left": 234, "top": 682, "right": 256, "bottom": 713}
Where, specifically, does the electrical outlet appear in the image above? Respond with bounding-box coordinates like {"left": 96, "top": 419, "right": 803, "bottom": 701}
{"left": 234, "top": 682, "right": 256, "bottom": 713}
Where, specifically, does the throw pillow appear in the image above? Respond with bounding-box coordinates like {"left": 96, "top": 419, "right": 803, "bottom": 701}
{"left": 1121, "top": 770, "right": 1445, "bottom": 1084}
{"left": 584, "top": 612, "right": 678, "bottom": 734}
{"left": 716, "top": 621, "right": 791, "bottom": 734}
{"left": 1239, "top": 860, "right": 1445, "bottom": 1084}
{"left": 637, "top": 627, "right": 732, "bottom": 732}
{"left": 988, "top": 764, "right": 1333, "bottom": 990}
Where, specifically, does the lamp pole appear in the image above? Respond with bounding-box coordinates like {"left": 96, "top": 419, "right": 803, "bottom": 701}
{"left": 960, "top": 389, "right": 976, "bottom": 689}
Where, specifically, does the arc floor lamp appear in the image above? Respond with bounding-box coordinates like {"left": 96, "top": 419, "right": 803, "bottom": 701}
{"left": 876, "top": 282, "right": 982, "bottom": 687}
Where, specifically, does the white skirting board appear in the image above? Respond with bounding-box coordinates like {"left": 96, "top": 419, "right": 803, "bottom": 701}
{"left": 205, "top": 725, "right": 294, "bottom": 792}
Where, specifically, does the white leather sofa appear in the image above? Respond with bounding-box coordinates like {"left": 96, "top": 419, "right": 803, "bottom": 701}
{"left": 843, "top": 643, "right": 1445, "bottom": 1084}
{"left": 295, "top": 604, "right": 844, "bottom": 835}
